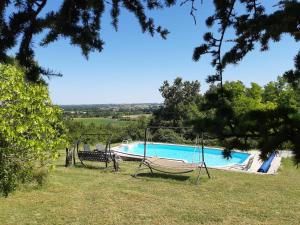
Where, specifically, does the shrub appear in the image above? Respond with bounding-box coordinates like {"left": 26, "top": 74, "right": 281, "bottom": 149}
{"left": 152, "top": 129, "right": 185, "bottom": 144}
{"left": 0, "top": 64, "right": 66, "bottom": 196}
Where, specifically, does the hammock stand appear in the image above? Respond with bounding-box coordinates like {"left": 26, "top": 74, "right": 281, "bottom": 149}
{"left": 74, "top": 133, "right": 119, "bottom": 171}
{"left": 133, "top": 127, "right": 210, "bottom": 184}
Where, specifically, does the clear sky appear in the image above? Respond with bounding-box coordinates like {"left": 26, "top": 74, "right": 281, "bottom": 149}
{"left": 20, "top": 1, "right": 299, "bottom": 104}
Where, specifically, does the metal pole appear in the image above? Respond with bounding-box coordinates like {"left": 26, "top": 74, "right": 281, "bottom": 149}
{"left": 65, "top": 148, "right": 69, "bottom": 167}
{"left": 202, "top": 132, "right": 211, "bottom": 179}
{"left": 198, "top": 136, "right": 201, "bottom": 163}
{"left": 74, "top": 141, "right": 78, "bottom": 165}
{"left": 201, "top": 132, "right": 205, "bottom": 162}
{"left": 143, "top": 128, "right": 147, "bottom": 161}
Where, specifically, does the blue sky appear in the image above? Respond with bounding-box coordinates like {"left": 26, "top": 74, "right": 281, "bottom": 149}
{"left": 15, "top": 1, "right": 299, "bottom": 104}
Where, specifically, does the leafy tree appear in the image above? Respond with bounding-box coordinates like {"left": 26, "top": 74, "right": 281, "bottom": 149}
{"left": 150, "top": 77, "right": 201, "bottom": 127}
{"left": 194, "top": 69, "right": 300, "bottom": 163}
{"left": 189, "top": 0, "right": 300, "bottom": 164}
{"left": 152, "top": 128, "right": 186, "bottom": 143}
{"left": 263, "top": 75, "right": 299, "bottom": 109}
{"left": 0, "top": 64, "right": 66, "bottom": 196}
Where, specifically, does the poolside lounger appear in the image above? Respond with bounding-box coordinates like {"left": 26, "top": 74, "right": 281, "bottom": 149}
{"left": 248, "top": 154, "right": 263, "bottom": 172}
{"left": 267, "top": 156, "right": 282, "bottom": 174}
{"left": 95, "top": 143, "right": 106, "bottom": 152}
{"left": 122, "top": 138, "right": 132, "bottom": 144}
{"left": 229, "top": 155, "right": 255, "bottom": 171}
{"left": 83, "top": 144, "right": 91, "bottom": 151}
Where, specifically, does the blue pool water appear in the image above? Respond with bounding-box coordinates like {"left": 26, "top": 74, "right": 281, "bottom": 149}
{"left": 118, "top": 143, "right": 250, "bottom": 167}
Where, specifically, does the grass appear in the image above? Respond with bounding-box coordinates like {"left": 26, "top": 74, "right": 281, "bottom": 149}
{"left": 74, "top": 117, "right": 135, "bottom": 126}
{"left": 1, "top": 152, "right": 300, "bottom": 225}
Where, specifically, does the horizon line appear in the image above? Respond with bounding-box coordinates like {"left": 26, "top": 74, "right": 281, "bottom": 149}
{"left": 58, "top": 102, "right": 163, "bottom": 106}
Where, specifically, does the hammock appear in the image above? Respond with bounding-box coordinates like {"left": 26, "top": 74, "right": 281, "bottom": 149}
{"left": 144, "top": 157, "right": 200, "bottom": 174}
{"left": 133, "top": 127, "right": 210, "bottom": 184}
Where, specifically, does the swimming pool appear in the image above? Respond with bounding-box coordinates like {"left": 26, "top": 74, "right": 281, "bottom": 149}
{"left": 116, "top": 143, "right": 250, "bottom": 167}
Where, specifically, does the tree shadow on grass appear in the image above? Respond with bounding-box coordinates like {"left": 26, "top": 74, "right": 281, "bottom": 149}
{"left": 134, "top": 169, "right": 212, "bottom": 184}
{"left": 136, "top": 172, "right": 190, "bottom": 182}
{"left": 59, "top": 163, "right": 116, "bottom": 172}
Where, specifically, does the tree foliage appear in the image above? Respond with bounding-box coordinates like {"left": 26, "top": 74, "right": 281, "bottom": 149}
{"left": 0, "top": 0, "right": 173, "bottom": 82}
{"left": 152, "top": 128, "right": 186, "bottom": 143}
{"left": 1, "top": 1, "right": 300, "bottom": 84}
{"left": 193, "top": 0, "right": 300, "bottom": 86}
{"left": 193, "top": 70, "right": 300, "bottom": 163}
{"left": 152, "top": 71, "right": 300, "bottom": 164}
{"left": 0, "top": 64, "right": 66, "bottom": 196}
{"left": 188, "top": 0, "right": 300, "bottom": 164}
{"left": 65, "top": 115, "right": 149, "bottom": 144}
{"left": 150, "top": 77, "right": 201, "bottom": 127}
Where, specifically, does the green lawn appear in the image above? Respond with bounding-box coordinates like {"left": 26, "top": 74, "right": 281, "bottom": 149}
{"left": 1, "top": 152, "right": 300, "bottom": 225}
{"left": 74, "top": 117, "right": 135, "bottom": 126}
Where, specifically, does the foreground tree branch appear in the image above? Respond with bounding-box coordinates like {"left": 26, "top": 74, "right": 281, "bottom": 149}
{"left": 0, "top": 0, "right": 174, "bottom": 82}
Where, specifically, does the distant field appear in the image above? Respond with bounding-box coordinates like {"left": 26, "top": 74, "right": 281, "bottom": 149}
{"left": 74, "top": 117, "right": 136, "bottom": 126}
{"left": 122, "top": 114, "right": 151, "bottom": 119}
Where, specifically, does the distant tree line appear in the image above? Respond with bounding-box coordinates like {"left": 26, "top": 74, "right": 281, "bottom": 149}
{"left": 62, "top": 104, "right": 160, "bottom": 118}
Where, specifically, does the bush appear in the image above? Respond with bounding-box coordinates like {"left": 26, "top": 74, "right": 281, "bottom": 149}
{"left": 152, "top": 129, "right": 185, "bottom": 143}
{"left": 65, "top": 118, "right": 147, "bottom": 145}
{"left": 0, "top": 64, "right": 66, "bottom": 196}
